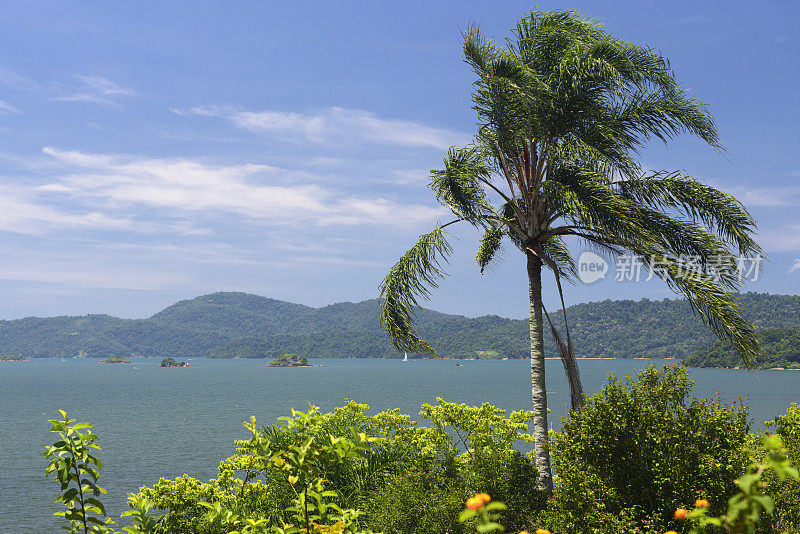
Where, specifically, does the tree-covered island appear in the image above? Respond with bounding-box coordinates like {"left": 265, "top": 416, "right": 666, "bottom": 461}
{"left": 268, "top": 353, "right": 319, "bottom": 367}
{"left": 160, "top": 357, "right": 188, "bottom": 367}
{"left": 0, "top": 352, "right": 27, "bottom": 361}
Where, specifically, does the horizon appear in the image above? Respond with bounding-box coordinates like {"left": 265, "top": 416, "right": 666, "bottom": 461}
{"left": 0, "top": 1, "right": 798, "bottom": 320}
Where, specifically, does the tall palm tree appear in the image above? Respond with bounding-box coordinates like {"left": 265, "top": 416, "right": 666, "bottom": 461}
{"left": 378, "top": 10, "right": 761, "bottom": 492}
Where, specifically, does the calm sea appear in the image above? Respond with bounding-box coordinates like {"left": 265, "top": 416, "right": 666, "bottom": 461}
{"left": 1, "top": 357, "right": 798, "bottom": 533}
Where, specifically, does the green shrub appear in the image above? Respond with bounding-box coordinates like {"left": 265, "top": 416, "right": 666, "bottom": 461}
{"left": 541, "top": 365, "right": 750, "bottom": 533}
{"left": 760, "top": 404, "right": 800, "bottom": 533}
{"left": 137, "top": 399, "right": 545, "bottom": 533}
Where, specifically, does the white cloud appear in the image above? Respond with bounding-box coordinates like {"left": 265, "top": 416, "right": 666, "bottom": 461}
{"left": 0, "top": 67, "right": 38, "bottom": 90}
{"left": 0, "top": 261, "right": 189, "bottom": 290}
{"left": 0, "top": 184, "right": 135, "bottom": 235}
{"left": 39, "top": 147, "right": 446, "bottom": 229}
{"left": 739, "top": 186, "right": 800, "bottom": 207}
{"left": 0, "top": 100, "right": 18, "bottom": 114}
{"left": 392, "top": 168, "right": 431, "bottom": 185}
{"left": 179, "top": 105, "right": 468, "bottom": 149}
{"left": 759, "top": 225, "right": 800, "bottom": 252}
{"left": 789, "top": 259, "right": 800, "bottom": 274}
{"left": 54, "top": 75, "right": 136, "bottom": 106}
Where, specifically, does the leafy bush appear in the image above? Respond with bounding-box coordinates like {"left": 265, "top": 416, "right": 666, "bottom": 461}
{"left": 44, "top": 390, "right": 800, "bottom": 534}
{"left": 136, "top": 399, "right": 545, "bottom": 533}
{"left": 760, "top": 403, "right": 800, "bottom": 533}
{"left": 541, "top": 365, "right": 750, "bottom": 533}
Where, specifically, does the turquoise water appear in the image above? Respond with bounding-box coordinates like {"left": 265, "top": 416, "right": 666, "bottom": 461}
{"left": 1, "top": 357, "right": 798, "bottom": 533}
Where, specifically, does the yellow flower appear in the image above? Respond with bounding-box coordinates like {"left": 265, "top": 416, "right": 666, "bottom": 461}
{"left": 695, "top": 499, "right": 709, "bottom": 508}
{"left": 674, "top": 508, "right": 688, "bottom": 520}
{"left": 664, "top": 531, "right": 678, "bottom": 534}
{"left": 535, "top": 529, "right": 551, "bottom": 534}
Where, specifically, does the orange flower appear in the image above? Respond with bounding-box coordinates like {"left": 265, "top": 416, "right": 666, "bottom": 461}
{"left": 695, "top": 499, "right": 709, "bottom": 508}
{"left": 465, "top": 493, "right": 491, "bottom": 510}
{"left": 535, "top": 529, "right": 551, "bottom": 534}
{"left": 674, "top": 508, "right": 688, "bottom": 520}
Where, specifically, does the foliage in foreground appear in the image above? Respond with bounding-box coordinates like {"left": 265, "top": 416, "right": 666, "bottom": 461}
{"left": 137, "top": 399, "right": 543, "bottom": 534}
{"left": 44, "top": 411, "right": 158, "bottom": 533}
{"left": 44, "top": 367, "right": 800, "bottom": 534}
{"left": 541, "top": 365, "right": 751, "bottom": 533}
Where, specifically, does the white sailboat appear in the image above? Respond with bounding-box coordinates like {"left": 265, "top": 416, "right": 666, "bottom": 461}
{"left": 403, "top": 352, "right": 408, "bottom": 362}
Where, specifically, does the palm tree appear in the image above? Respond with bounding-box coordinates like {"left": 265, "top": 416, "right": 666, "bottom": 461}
{"left": 378, "top": 9, "right": 761, "bottom": 492}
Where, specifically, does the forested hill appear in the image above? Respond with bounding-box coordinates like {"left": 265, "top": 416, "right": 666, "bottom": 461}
{"left": 683, "top": 326, "right": 800, "bottom": 369}
{"left": 0, "top": 291, "right": 798, "bottom": 360}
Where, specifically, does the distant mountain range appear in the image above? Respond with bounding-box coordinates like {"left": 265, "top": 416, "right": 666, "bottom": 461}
{"left": 0, "top": 291, "right": 798, "bottom": 361}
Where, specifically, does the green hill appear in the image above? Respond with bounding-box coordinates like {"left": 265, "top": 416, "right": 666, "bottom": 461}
{"left": 0, "top": 291, "right": 797, "bottom": 361}
{"left": 683, "top": 326, "right": 800, "bottom": 369}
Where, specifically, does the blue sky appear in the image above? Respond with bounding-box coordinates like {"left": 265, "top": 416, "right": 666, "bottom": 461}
{"left": 0, "top": 1, "right": 798, "bottom": 320}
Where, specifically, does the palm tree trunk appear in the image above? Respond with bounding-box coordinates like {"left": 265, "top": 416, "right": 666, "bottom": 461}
{"left": 527, "top": 251, "right": 553, "bottom": 492}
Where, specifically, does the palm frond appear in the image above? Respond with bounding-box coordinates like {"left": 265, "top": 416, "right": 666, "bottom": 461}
{"left": 541, "top": 235, "right": 578, "bottom": 282}
{"left": 430, "top": 147, "right": 493, "bottom": 221}
{"left": 476, "top": 225, "right": 505, "bottom": 273}
{"left": 379, "top": 226, "right": 455, "bottom": 356}
{"left": 634, "top": 248, "right": 760, "bottom": 363}
{"left": 617, "top": 171, "right": 760, "bottom": 255}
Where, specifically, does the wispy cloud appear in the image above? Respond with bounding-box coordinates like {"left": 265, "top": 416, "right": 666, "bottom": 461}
{"left": 731, "top": 185, "right": 800, "bottom": 207}
{"left": 0, "top": 67, "right": 38, "bottom": 90}
{"left": 392, "top": 168, "right": 431, "bottom": 185}
{"left": 176, "top": 105, "right": 468, "bottom": 149}
{"left": 0, "top": 184, "right": 135, "bottom": 235}
{"left": 789, "top": 259, "right": 800, "bottom": 274}
{"left": 38, "top": 147, "right": 445, "bottom": 229}
{"left": 0, "top": 258, "right": 190, "bottom": 290}
{"left": 0, "top": 100, "right": 18, "bottom": 114}
{"left": 53, "top": 75, "right": 136, "bottom": 106}
{"left": 759, "top": 225, "right": 800, "bottom": 252}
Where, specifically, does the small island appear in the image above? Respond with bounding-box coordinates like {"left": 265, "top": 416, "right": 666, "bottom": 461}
{"left": 268, "top": 353, "right": 320, "bottom": 367}
{"left": 160, "top": 357, "right": 189, "bottom": 367}
{"left": 0, "top": 352, "right": 28, "bottom": 361}
{"left": 99, "top": 356, "right": 131, "bottom": 364}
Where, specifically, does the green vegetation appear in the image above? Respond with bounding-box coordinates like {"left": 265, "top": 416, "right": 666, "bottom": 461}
{"left": 268, "top": 354, "right": 313, "bottom": 367}
{"left": 543, "top": 365, "right": 750, "bottom": 532}
{"left": 44, "top": 411, "right": 157, "bottom": 534}
{"left": 684, "top": 326, "right": 800, "bottom": 369}
{"left": 0, "top": 352, "right": 26, "bottom": 361}
{"left": 159, "top": 357, "right": 188, "bottom": 367}
{"left": 43, "top": 365, "right": 800, "bottom": 534}
{"left": 1, "top": 292, "right": 797, "bottom": 361}
{"left": 99, "top": 357, "right": 131, "bottom": 364}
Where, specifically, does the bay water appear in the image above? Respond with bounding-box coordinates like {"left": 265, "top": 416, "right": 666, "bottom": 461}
{"left": 1, "top": 357, "right": 798, "bottom": 533}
